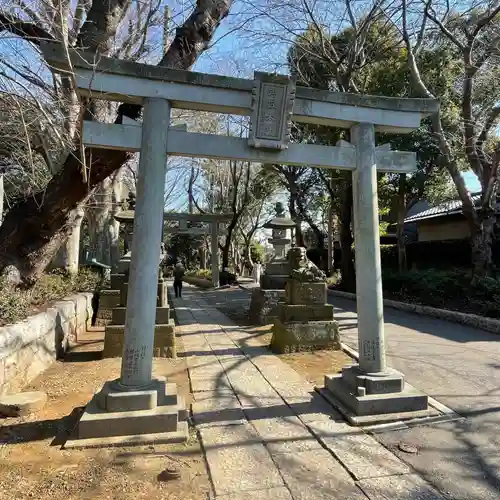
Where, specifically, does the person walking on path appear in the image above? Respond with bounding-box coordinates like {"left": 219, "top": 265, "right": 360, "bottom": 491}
{"left": 252, "top": 261, "right": 262, "bottom": 284}
{"left": 173, "top": 260, "right": 185, "bottom": 298}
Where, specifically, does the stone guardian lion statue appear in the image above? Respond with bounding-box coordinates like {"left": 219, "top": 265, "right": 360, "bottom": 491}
{"left": 287, "top": 247, "right": 326, "bottom": 282}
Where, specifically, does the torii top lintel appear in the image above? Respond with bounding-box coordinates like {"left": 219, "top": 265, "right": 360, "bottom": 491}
{"left": 40, "top": 43, "right": 439, "bottom": 135}
{"left": 115, "top": 211, "right": 233, "bottom": 224}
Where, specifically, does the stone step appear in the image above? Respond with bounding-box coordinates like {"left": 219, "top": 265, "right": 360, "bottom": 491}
{"left": 78, "top": 394, "right": 186, "bottom": 439}
{"left": 97, "top": 379, "right": 180, "bottom": 411}
{"left": 277, "top": 303, "right": 334, "bottom": 322}
{"left": 324, "top": 374, "right": 428, "bottom": 416}
{"left": 65, "top": 421, "right": 188, "bottom": 449}
{"left": 110, "top": 273, "right": 127, "bottom": 290}
{"left": 99, "top": 289, "right": 121, "bottom": 309}
{"left": 120, "top": 279, "right": 167, "bottom": 308}
{"left": 103, "top": 321, "right": 176, "bottom": 359}
{"left": 111, "top": 306, "right": 170, "bottom": 325}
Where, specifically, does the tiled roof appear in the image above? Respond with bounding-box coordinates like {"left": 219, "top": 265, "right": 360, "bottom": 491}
{"left": 404, "top": 193, "right": 499, "bottom": 223}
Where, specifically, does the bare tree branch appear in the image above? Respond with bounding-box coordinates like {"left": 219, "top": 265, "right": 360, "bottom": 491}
{"left": 0, "top": 12, "right": 55, "bottom": 43}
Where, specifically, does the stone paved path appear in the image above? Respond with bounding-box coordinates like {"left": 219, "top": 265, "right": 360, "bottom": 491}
{"left": 229, "top": 284, "right": 500, "bottom": 500}
{"left": 171, "top": 284, "right": 444, "bottom": 500}
{"left": 332, "top": 296, "right": 500, "bottom": 500}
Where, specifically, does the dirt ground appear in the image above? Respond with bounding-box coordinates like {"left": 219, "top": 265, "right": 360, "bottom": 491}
{"left": 235, "top": 324, "right": 352, "bottom": 386}
{"left": 0, "top": 287, "right": 352, "bottom": 500}
{"left": 0, "top": 327, "right": 211, "bottom": 500}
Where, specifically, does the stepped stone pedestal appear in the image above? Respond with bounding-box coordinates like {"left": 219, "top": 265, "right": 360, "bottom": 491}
{"left": 103, "top": 277, "right": 176, "bottom": 359}
{"left": 269, "top": 247, "right": 339, "bottom": 354}
{"left": 98, "top": 254, "right": 131, "bottom": 314}
{"left": 66, "top": 375, "right": 188, "bottom": 448}
{"left": 249, "top": 202, "right": 295, "bottom": 325}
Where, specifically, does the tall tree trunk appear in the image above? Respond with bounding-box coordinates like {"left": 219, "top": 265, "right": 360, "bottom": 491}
{"left": 51, "top": 207, "right": 85, "bottom": 273}
{"left": 327, "top": 194, "right": 334, "bottom": 275}
{"left": 396, "top": 174, "right": 407, "bottom": 273}
{"left": 339, "top": 181, "right": 355, "bottom": 292}
{"left": 109, "top": 174, "right": 124, "bottom": 266}
{"left": 288, "top": 194, "right": 304, "bottom": 247}
{"left": 0, "top": 0, "right": 233, "bottom": 285}
{"left": 86, "top": 179, "right": 113, "bottom": 265}
{"left": 222, "top": 226, "right": 234, "bottom": 269}
{"left": 188, "top": 165, "right": 196, "bottom": 214}
{"left": 0, "top": 174, "right": 3, "bottom": 224}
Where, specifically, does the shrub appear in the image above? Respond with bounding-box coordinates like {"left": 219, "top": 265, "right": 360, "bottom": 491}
{"left": 382, "top": 268, "right": 500, "bottom": 318}
{"left": 185, "top": 268, "right": 212, "bottom": 280}
{"left": 380, "top": 245, "right": 398, "bottom": 269}
{"left": 0, "top": 268, "right": 102, "bottom": 326}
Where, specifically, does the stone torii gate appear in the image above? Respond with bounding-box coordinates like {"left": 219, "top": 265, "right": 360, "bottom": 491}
{"left": 163, "top": 212, "right": 232, "bottom": 287}
{"left": 41, "top": 43, "right": 439, "bottom": 445}
{"left": 118, "top": 210, "right": 230, "bottom": 287}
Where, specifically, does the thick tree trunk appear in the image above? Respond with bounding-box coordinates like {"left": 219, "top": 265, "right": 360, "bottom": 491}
{"left": 339, "top": 181, "right": 355, "bottom": 292}
{"left": 0, "top": 174, "right": 3, "bottom": 224}
{"left": 109, "top": 173, "right": 125, "bottom": 266}
{"left": 222, "top": 227, "right": 234, "bottom": 269}
{"left": 327, "top": 197, "right": 334, "bottom": 275}
{"left": 288, "top": 194, "right": 304, "bottom": 247}
{"left": 51, "top": 207, "right": 85, "bottom": 273}
{"left": 0, "top": 0, "right": 233, "bottom": 285}
{"left": 86, "top": 179, "right": 113, "bottom": 265}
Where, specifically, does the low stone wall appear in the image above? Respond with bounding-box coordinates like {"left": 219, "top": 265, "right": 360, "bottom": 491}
{"left": 183, "top": 276, "right": 213, "bottom": 289}
{"left": 328, "top": 289, "right": 500, "bottom": 335}
{"left": 0, "top": 292, "right": 94, "bottom": 395}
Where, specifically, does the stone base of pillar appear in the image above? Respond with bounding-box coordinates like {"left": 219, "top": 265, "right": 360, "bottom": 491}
{"left": 112, "top": 306, "right": 170, "bottom": 325}
{"left": 116, "top": 255, "right": 132, "bottom": 274}
{"left": 323, "top": 364, "right": 434, "bottom": 426}
{"left": 110, "top": 273, "right": 128, "bottom": 290}
{"left": 103, "top": 321, "right": 176, "bottom": 358}
{"left": 270, "top": 319, "right": 340, "bottom": 354}
{"left": 64, "top": 376, "right": 188, "bottom": 449}
{"left": 261, "top": 257, "right": 289, "bottom": 288}
{"left": 99, "top": 289, "right": 121, "bottom": 310}
{"left": 120, "top": 278, "right": 167, "bottom": 308}
{"left": 268, "top": 279, "right": 339, "bottom": 353}
{"left": 248, "top": 288, "right": 285, "bottom": 325}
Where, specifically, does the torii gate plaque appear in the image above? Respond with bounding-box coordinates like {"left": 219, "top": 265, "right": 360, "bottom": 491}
{"left": 40, "top": 42, "right": 439, "bottom": 445}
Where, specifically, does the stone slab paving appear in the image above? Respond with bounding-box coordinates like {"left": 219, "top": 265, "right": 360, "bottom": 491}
{"left": 171, "top": 284, "right": 445, "bottom": 499}
{"left": 199, "top": 423, "right": 284, "bottom": 496}
{"left": 216, "top": 487, "right": 293, "bottom": 500}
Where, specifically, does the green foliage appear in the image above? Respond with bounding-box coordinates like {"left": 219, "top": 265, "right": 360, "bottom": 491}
{"left": 380, "top": 244, "right": 398, "bottom": 268}
{"left": 165, "top": 230, "right": 203, "bottom": 269}
{"left": 288, "top": 20, "right": 464, "bottom": 214}
{"left": 382, "top": 269, "right": 500, "bottom": 318}
{"left": 185, "top": 268, "right": 212, "bottom": 280}
{"left": 326, "top": 271, "right": 342, "bottom": 285}
{"left": 0, "top": 268, "right": 102, "bottom": 326}
{"left": 250, "top": 242, "right": 265, "bottom": 263}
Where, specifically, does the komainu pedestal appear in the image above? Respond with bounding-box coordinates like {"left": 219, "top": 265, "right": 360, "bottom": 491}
{"left": 270, "top": 248, "right": 339, "bottom": 354}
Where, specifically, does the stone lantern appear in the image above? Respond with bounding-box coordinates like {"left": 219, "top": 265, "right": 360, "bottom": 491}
{"left": 260, "top": 202, "right": 296, "bottom": 290}
{"left": 249, "top": 202, "right": 298, "bottom": 324}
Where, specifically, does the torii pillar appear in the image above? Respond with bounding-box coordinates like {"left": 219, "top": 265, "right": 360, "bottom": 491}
{"left": 324, "top": 128, "right": 431, "bottom": 425}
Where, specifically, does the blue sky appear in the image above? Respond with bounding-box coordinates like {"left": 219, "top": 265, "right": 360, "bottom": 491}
{"left": 461, "top": 171, "right": 481, "bottom": 193}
